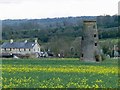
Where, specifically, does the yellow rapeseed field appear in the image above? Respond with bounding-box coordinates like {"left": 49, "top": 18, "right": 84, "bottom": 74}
{"left": 1, "top": 59, "right": 119, "bottom": 88}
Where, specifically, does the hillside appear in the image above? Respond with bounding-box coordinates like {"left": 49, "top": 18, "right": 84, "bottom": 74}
{"left": 2, "top": 15, "right": 119, "bottom": 42}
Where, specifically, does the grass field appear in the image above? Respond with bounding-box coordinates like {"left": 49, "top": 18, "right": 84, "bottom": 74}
{"left": 1, "top": 58, "right": 118, "bottom": 88}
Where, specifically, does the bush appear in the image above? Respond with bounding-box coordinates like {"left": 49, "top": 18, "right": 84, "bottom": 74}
{"left": 95, "top": 55, "right": 101, "bottom": 62}
{"left": 101, "top": 54, "right": 106, "bottom": 61}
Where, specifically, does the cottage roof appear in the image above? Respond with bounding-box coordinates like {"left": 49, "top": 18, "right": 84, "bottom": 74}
{"left": 2, "top": 42, "right": 36, "bottom": 49}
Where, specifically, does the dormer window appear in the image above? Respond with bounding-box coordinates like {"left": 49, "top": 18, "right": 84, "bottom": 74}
{"left": 32, "top": 44, "right": 34, "bottom": 46}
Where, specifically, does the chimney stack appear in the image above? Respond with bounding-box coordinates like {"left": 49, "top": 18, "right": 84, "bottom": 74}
{"left": 35, "top": 39, "right": 38, "bottom": 43}
{"left": 25, "top": 40, "right": 28, "bottom": 43}
{"left": 10, "top": 39, "right": 13, "bottom": 43}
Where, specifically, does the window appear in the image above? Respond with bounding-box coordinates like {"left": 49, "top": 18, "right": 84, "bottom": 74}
{"left": 81, "top": 54, "right": 84, "bottom": 57}
{"left": 82, "top": 37, "right": 84, "bottom": 40}
{"left": 19, "top": 48, "right": 21, "bottom": 51}
{"left": 29, "top": 49, "right": 30, "bottom": 51}
{"left": 95, "top": 43, "right": 97, "bottom": 46}
{"left": 24, "top": 49, "right": 26, "bottom": 51}
{"left": 10, "top": 48, "right": 11, "bottom": 51}
{"left": 4, "top": 48, "right": 6, "bottom": 51}
{"left": 94, "top": 34, "right": 97, "bottom": 37}
{"left": 93, "top": 25, "right": 96, "bottom": 29}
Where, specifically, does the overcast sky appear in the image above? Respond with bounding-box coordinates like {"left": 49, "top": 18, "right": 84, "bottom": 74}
{"left": 0, "top": 0, "right": 119, "bottom": 20}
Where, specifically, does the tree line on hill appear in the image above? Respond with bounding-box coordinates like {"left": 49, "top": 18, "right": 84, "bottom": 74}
{"left": 2, "top": 15, "right": 119, "bottom": 42}
{"left": 1, "top": 15, "right": 119, "bottom": 57}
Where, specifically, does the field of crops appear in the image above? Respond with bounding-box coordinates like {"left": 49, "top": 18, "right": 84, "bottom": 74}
{"left": 1, "top": 58, "right": 118, "bottom": 88}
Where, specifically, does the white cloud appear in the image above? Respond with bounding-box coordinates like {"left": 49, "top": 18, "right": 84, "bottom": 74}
{"left": 0, "top": 0, "right": 119, "bottom": 19}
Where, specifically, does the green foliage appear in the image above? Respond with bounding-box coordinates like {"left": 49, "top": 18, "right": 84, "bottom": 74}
{"left": 99, "top": 38, "right": 119, "bottom": 56}
{"left": 101, "top": 54, "right": 106, "bottom": 61}
{"left": 2, "top": 15, "right": 118, "bottom": 42}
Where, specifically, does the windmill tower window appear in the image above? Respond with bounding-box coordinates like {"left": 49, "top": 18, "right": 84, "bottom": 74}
{"left": 93, "top": 25, "right": 96, "bottom": 29}
{"left": 82, "top": 37, "right": 84, "bottom": 40}
{"left": 81, "top": 54, "right": 84, "bottom": 57}
{"left": 94, "top": 34, "right": 97, "bottom": 37}
{"left": 95, "top": 43, "right": 97, "bottom": 46}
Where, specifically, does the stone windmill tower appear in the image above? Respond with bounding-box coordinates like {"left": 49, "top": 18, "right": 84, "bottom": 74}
{"left": 80, "top": 20, "right": 101, "bottom": 62}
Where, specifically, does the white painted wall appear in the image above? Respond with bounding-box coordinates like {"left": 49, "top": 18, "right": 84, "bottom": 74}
{"left": 33, "top": 43, "right": 41, "bottom": 53}
{"left": 2, "top": 43, "right": 41, "bottom": 54}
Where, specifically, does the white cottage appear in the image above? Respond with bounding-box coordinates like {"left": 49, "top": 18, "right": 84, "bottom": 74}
{"left": 1, "top": 39, "right": 41, "bottom": 55}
